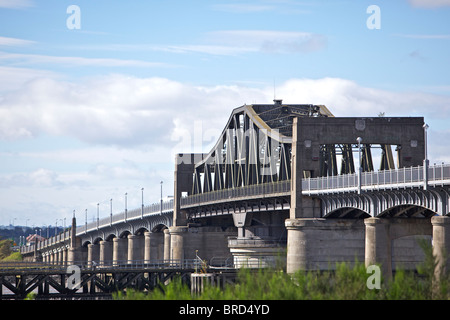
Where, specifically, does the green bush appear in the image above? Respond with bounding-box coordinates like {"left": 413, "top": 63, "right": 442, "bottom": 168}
{"left": 114, "top": 242, "right": 449, "bottom": 300}
{"left": 2, "top": 251, "right": 22, "bottom": 261}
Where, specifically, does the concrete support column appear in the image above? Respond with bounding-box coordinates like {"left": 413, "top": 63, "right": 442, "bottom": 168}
{"left": 62, "top": 248, "right": 67, "bottom": 266}
{"left": 100, "top": 240, "right": 113, "bottom": 267}
{"left": 57, "top": 250, "right": 62, "bottom": 265}
{"left": 144, "top": 232, "right": 151, "bottom": 262}
{"left": 286, "top": 218, "right": 365, "bottom": 274}
{"left": 431, "top": 216, "right": 450, "bottom": 278}
{"left": 164, "top": 229, "right": 171, "bottom": 261}
{"left": 145, "top": 232, "right": 164, "bottom": 262}
{"left": 87, "top": 243, "right": 100, "bottom": 267}
{"left": 113, "top": 237, "right": 128, "bottom": 265}
{"left": 364, "top": 218, "right": 392, "bottom": 279}
{"left": 68, "top": 246, "right": 87, "bottom": 265}
{"left": 365, "top": 217, "right": 433, "bottom": 279}
{"left": 127, "top": 234, "right": 145, "bottom": 264}
{"left": 169, "top": 226, "right": 188, "bottom": 262}
{"left": 67, "top": 215, "right": 86, "bottom": 265}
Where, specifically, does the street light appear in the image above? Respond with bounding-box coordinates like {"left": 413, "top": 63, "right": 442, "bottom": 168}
{"left": 357, "top": 137, "right": 363, "bottom": 194}
{"left": 97, "top": 203, "right": 100, "bottom": 229}
{"left": 160, "top": 181, "right": 163, "bottom": 214}
{"left": 423, "top": 123, "right": 429, "bottom": 190}
{"left": 141, "top": 188, "right": 144, "bottom": 219}
{"left": 110, "top": 199, "right": 113, "bottom": 226}
{"left": 125, "top": 192, "right": 128, "bottom": 222}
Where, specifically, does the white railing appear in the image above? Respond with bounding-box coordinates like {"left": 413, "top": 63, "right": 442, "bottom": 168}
{"left": 180, "top": 180, "right": 291, "bottom": 207}
{"left": 77, "top": 199, "right": 174, "bottom": 234}
{"left": 302, "top": 163, "right": 450, "bottom": 194}
{"left": 20, "top": 200, "right": 174, "bottom": 254}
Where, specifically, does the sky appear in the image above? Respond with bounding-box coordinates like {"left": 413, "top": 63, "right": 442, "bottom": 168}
{"left": 0, "top": 0, "right": 449, "bottom": 227}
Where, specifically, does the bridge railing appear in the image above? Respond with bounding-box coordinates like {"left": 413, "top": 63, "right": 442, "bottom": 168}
{"left": 180, "top": 180, "right": 291, "bottom": 207}
{"left": 77, "top": 199, "right": 174, "bottom": 234}
{"left": 302, "top": 163, "right": 450, "bottom": 193}
{"left": 0, "top": 259, "right": 204, "bottom": 272}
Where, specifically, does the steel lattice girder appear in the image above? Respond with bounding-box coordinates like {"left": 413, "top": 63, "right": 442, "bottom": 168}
{"left": 191, "top": 103, "right": 331, "bottom": 195}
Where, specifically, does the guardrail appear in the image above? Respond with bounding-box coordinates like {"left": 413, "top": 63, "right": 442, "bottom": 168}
{"left": 0, "top": 259, "right": 204, "bottom": 272}
{"left": 302, "top": 163, "right": 450, "bottom": 194}
{"left": 0, "top": 255, "right": 285, "bottom": 272}
{"left": 180, "top": 180, "right": 291, "bottom": 207}
{"left": 77, "top": 199, "right": 174, "bottom": 234}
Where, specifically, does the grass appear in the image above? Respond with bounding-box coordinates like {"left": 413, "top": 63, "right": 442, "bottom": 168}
{"left": 114, "top": 242, "right": 449, "bottom": 300}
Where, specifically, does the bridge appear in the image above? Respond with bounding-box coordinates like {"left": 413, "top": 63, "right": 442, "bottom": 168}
{"left": 18, "top": 99, "right": 450, "bottom": 296}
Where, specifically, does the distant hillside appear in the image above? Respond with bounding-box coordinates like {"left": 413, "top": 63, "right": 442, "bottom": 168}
{"left": 0, "top": 226, "right": 64, "bottom": 246}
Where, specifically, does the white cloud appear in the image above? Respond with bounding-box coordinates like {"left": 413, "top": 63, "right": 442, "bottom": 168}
{"left": 0, "top": 51, "right": 170, "bottom": 68}
{"left": 0, "top": 75, "right": 269, "bottom": 146}
{"left": 77, "top": 30, "right": 326, "bottom": 56}
{"left": 1, "top": 76, "right": 449, "bottom": 148}
{"left": 212, "top": 3, "right": 274, "bottom": 13}
{"left": 408, "top": 0, "right": 450, "bottom": 8}
{"left": 0, "top": 168, "right": 62, "bottom": 188}
{"left": 392, "top": 33, "right": 450, "bottom": 39}
{"left": 276, "top": 77, "right": 450, "bottom": 119}
{"left": 206, "top": 30, "right": 327, "bottom": 54}
{"left": 152, "top": 44, "right": 257, "bottom": 56}
{"left": 0, "top": 66, "right": 59, "bottom": 93}
{"left": 0, "top": 36, "right": 35, "bottom": 47}
{"left": 0, "top": 0, "right": 33, "bottom": 9}
{"left": 1, "top": 76, "right": 450, "bottom": 225}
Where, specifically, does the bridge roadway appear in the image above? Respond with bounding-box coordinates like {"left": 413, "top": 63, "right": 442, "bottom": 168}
{"left": 20, "top": 163, "right": 450, "bottom": 279}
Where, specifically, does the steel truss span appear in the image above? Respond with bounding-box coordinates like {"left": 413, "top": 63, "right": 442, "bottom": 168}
{"left": 190, "top": 101, "right": 332, "bottom": 195}
{"left": 188, "top": 100, "right": 400, "bottom": 196}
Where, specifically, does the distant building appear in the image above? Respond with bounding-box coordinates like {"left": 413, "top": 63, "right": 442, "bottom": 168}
{"left": 26, "top": 234, "right": 45, "bottom": 246}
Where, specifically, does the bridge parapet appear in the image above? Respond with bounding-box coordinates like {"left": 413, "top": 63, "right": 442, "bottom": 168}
{"left": 20, "top": 199, "right": 174, "bottom": 257}
{"left": 77, "top": 199, "right": 174, "bottom": 234}
{"left": 302, "top": 163, "right": 450, "bottom": 195}
{"left": 180, "top": 180, "right": 290, "bottom": 208}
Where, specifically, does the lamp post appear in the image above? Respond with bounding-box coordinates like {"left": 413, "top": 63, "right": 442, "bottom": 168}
{"left": 160, "top": 181, "right": 163, "bottom": 214}
{"left": 423, "top": 123, "right": 429, "bottom": 190}
{"left": 357, "top": 137, "right": 363, "bottom": 194}
{"left": 141, "top": 188, "right": 144, "bottom": 219}
{"left": 125, "top": 193, "right": 128, "bottom": 222}
{"left": 110, "top": 199, "right": 113, "bottom": 227}
{"left": 97, "top": 203, "right": 99, "bottom": 230}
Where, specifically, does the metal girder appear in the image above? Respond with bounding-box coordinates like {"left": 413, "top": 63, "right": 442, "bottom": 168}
{"left": 191, "top": 103, "right": 327, "bottom": 195}
{"left": 320, "top": 186, "right": 447, "bottom": 218}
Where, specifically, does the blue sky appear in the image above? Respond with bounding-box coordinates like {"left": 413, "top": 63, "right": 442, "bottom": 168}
{"left": 0, "top": 0, "right": 449, "bottom": 227}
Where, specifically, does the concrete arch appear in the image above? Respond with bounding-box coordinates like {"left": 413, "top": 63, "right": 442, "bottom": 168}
{"left": 82, "top": 240, "right": 91, "bottom": 248}
{"left": 320, "top": 188, "right": 446, "bottom": 219}
{"left": 105, "top": 233, "right": 116, "bottom": 241}
{"left": 118, "top": 230, "right": 131, "bottom": 238}
{"left": 321, "top": 193, "right": 372, "bottom": 218}
{"left": 134, "top": 227, "right": 149, "bottom": 235}
{"left": 151, "top": 223, "right": 168, "bottom": 233}
{"left": 323, "top": 206, "right": 370, "bottom": 219}
{"left": 378, "top": 204, "right": 436, "bottom": 218}
{"left": 93, "top": 237, "right": 103, "bottom": 244}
